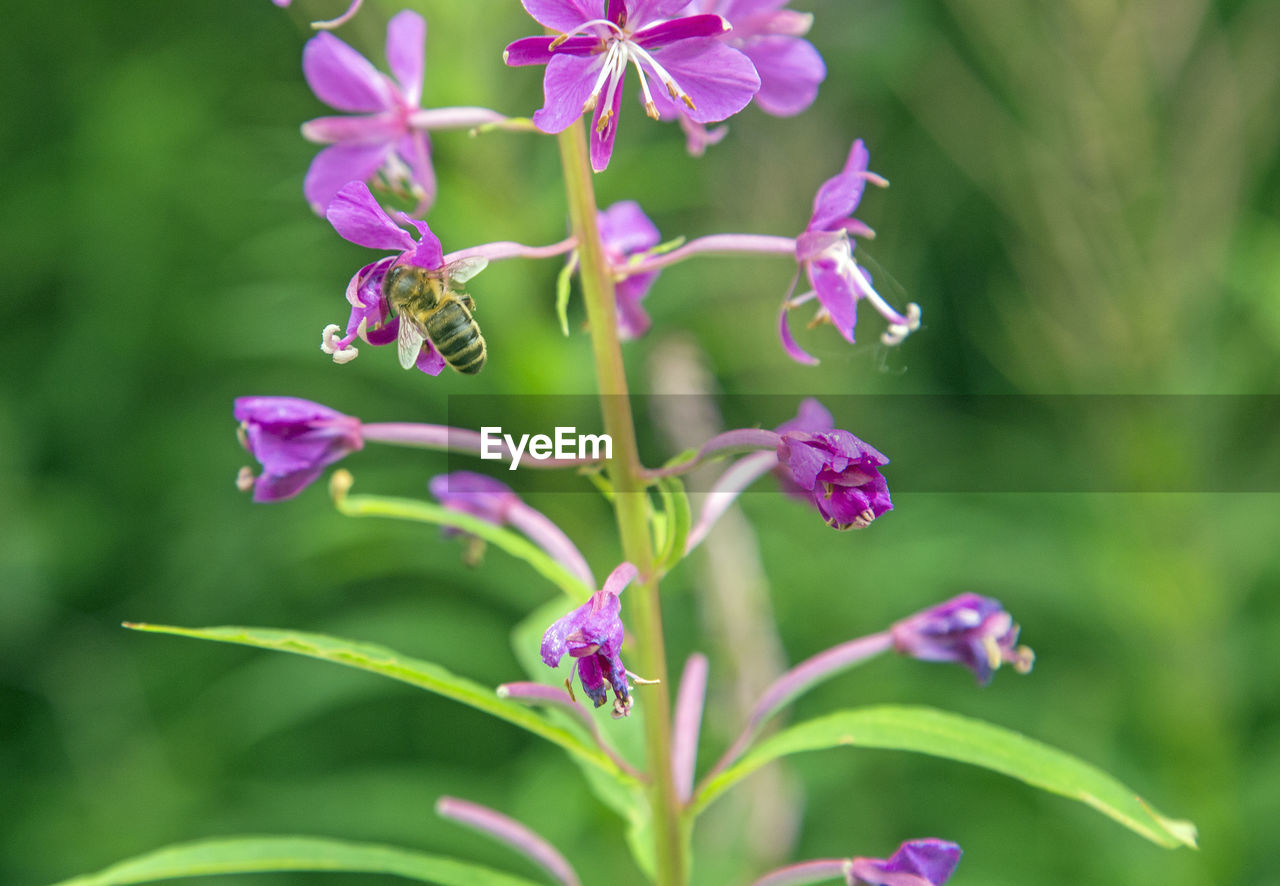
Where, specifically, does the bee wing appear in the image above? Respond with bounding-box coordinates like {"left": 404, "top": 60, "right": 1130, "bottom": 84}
{"left": 396, "top": 317, "right": 426, "bottom": 370}
{"left": 444, "top": 257, "right": 488, "bottom": 286}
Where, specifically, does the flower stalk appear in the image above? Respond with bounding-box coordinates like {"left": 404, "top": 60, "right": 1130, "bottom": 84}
{"left": 555, "top": 118, "right": 686, "bottom": 886}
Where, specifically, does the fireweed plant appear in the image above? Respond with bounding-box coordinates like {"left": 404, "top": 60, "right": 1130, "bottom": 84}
{"left": 62, "top": 3, "right": 1199, "bottom": 885}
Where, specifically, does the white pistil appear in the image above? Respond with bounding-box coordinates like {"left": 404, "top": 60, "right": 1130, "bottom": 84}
{"left": 321, "top": 324, "right": 359, "bottom": 363}
{"left": 236, "top": 467, "right": 256, "bottom": 492}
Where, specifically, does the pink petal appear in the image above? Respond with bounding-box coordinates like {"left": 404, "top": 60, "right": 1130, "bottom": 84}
{"left": 778, "top": 300, "right": 820, "bottom": 365}
{"left": 646, "top": 40, "right": 759, "bottom": 124}
{"left": 532, "top": 53, "right": 602, "bottom": 134}
{"left": 396, "top": 211, "right": 445, "bottom": 269}
{"left": 415, "top": 342, "right": 447, "bottom": 375}
{"left": 520, "top": 0, "right": 605, "bottom": 31}
{"left": 589, "top": 74, "right": 626, "bottom": 172}
{"left": 395, "top": 130, "right": 438, "bottom": 215}
{"left": 743, "top": 36, "right": 825, "bottom": 116}
{"left": 303, "top": 32, "right": 394, "bottom": 113}
{"left": 504, "top": 35, "right": 599, "bottom": 66}
{"left": 603, "top": 561, "right": 638, "bottom": 596}
{"left": 326, "top": 181, "right": 416, "bottom": 252}
{"left": 304, "top": 142, "right": 392, "bottom": 215}
{"left": 720, "top": 0, "right": 788, "bottom": 17}
{"left": 599, "top": 200, "right": 660, "bottom": 253}
{"left": 810, "top": 260, "right": 858, "bottom": 342}
{"left": 809, "top": 139, "right": 869, "bottom": 230}
{"left": 628, "top": 0, "right": 696, "bottom": 25}
{"left": 385, "top": 10, "right": 425, "bottom": 106}
{"left": 634, "top": 13, "right": 728, "bottom": 47}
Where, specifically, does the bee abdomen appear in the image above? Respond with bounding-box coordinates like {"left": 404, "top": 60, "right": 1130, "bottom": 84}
{"left": 427, "top": 302, "right": 486, "bottom": 374}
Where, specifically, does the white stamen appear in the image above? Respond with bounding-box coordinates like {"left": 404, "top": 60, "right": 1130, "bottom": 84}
{"left": 629, "top": 42, "right": 695, "bottom": 110}
{"left": 583, "top": 44, "right": 621, "bottom": 114}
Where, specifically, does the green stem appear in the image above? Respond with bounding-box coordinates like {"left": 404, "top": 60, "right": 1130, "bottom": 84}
{"left": 555, "top": 120, "right": 686, "bottom": 886}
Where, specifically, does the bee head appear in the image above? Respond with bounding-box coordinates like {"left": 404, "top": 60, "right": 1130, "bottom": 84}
{"left": 383, "top": 262, "right": 438, "bottom": 309}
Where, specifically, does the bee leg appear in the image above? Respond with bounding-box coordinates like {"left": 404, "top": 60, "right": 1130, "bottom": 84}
{"left": 461, "top": 293, "right": 476, "bottom": 312}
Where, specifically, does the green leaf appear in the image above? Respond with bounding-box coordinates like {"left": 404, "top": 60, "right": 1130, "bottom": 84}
{"left": 555, "top": 254, "right": 577, "bottom": 336}
{"left": 693, "top": 705, "right": 1197, "bottom": 850}
{"left": 642, "top": 235, "right": 686, "bottom": 257}
{"left": 656, "top": 477, "right": 691, "bottom": 571}
{"left": 48, "top": 835, "right": 544, "bottom": 886}
{"left": 124, "top": 623, "right": 620, "bottom": 778}
{"left": 335, "top": 492, "right": 592, "bottom": 602}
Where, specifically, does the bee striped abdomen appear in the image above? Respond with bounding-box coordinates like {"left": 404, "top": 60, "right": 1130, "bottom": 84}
{"left": 426, "top": 301, "right": 487, "bottom": 374}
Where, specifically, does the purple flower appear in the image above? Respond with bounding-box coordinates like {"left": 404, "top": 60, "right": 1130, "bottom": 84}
{"left": 891, "top": 593, "right": 1035, "bottom": 685}
{"left": 847, "top": 839, "right": 962, "bottom": 886}
{"left": 774, "top": 398, "right": 892, "bottom": 530}
{"left": 780, "top": 139, "right": 920, "bottom": 364}
{"left": 599, "top": 200, "right": 662, "bottom": 339}
{"left": 541, "top": 562, "right": 639, "bottom": 717}
{"left": 504, "top": 0, "right": 761, "bottom": 171}
{"left": 234, "top": 396, "right": 363, "bottom": 502}
{"left": 430, "top": 471, "right": 521, "bottom": 525}
{"left": 301, "top": 11, "right": 502, "bottom": 214}
{"left": 673, "top": 0, "right": 825, "bottom": 153}
{"left": 319, "top": 181, "right": 487, "bottom": 374}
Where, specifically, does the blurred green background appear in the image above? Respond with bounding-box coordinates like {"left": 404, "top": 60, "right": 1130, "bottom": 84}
{"left": 3, "top": 0, "right": 1278, "bottom": 884}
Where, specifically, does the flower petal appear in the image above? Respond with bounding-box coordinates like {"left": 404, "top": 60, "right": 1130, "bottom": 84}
{"left": 599, "top": 200, "right": 661, "bottom": 253}
{"left": 385, "top": 10, "right": 426, "bottom": 105}
{"left": 616, "top": 274, "right": 656, "bottom": 339}
{"left": 634, "top": 13, "right": 728, "bottom": 47}
{"left": 326, "top": 181, "right": 416, "bottom": 251}
{"left": 531, "top": 53, "right": 602, "bottom": 134}
{"left": 628, "top": 0, "right": 695, "bottom": 25}
{"left": 303, "top": 32, "right": 395, "bottom": 113}
{"left": 778, "top": 300, "right": 820, "bottom": 365}
{"left": 602, "top": 561, "right": 638, "bottom": 596}
{"left": 395, "top": 212, "right": 445, "bottom": 269}
{"left": 416, "top": 342, "right": 448, "bottom": 375}
{"left": 775, "top": 397, "right": 832, "bottom": 434}
{"left": 304, "top": 141, "right": 393, "bottom": 216}
{"left": 520, "top": 0, "right": 604, "bottom": 32}
{"left": 395, "top": 130, "right": 438, "bottom": 215}
{"left": 504, "top": 35, "right": 599, "bottom": 65}
{"left": 809, "top": 139, "right": 870, "bottom": 230}
{"left": 646, "top": 40, "right": 759, "bottom": 124}
{"left": 589, "top": 71, "right": 626, "bottom": 171}
{"left": 742, "top": 36, "right": 825, "bottom": 116}
{"left": 810, "top": 259, "right": 857, "bottom": 342}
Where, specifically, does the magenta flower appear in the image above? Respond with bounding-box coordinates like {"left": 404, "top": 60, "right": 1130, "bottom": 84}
{"left": 504, "top": 0, "right": 761, "bottom": 171}
{"left": 780, "top": 139, "right": 920, "bottom": 363}
{"left": 430, "top": 471, "right": 596, "bottom": 588}
{"left": 674, "top": 0, "right": 825, "bottom": 153}
{"left": 891, "top": 593, "right": 1035, "bottom": 685}
{"left": 319, "top": 181, "right": 487, "bottom": 374}
{"left": 541, "top": 562, "right": 639, "bottom": 716}
{"left": 234, "top": 396, "right": 363, "bottom": 502}
{"left": 774, "top": 398, "right": 892, "bottom": 530}
{"left": 847, "top": 839, "right": 962, "bottom": 886}
{"left": 599, "top": 200, "right": 663, "bottom": 339}
{"left": 301, "top": 11, "right": 503, "bottom": 214}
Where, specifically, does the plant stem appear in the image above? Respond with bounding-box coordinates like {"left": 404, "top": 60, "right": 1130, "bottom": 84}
{"left": 555, "top": 119, "right": 685, "bottom": 886}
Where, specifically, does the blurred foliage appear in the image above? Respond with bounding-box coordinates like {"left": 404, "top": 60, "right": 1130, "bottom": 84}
{"left": 2, "top": 0, "right": 1278, "bottom": 885}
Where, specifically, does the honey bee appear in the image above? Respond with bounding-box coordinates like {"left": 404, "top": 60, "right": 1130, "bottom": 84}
{"left": 382, "top": 257, "right": 489, "bottom": 375}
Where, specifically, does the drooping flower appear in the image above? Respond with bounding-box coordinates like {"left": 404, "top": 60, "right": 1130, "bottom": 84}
{"left": 780, "top": 139, "right": 920, "bottom": 363}
{"left": 599, "top": 200, "right": 663, "bottom": 339}
{"left": 541, "top": 562, "right": 638, "bottom": 716}
{"left": 320, "top": 181, "right": 485, "bottom": 374}
{"left": 890, "top": 593, "right": 1035, "bottom": 685}
{"left": 774, "top": 398, "right": 892, "bottom": 530}
{"left": 674, "top": 0, "right": 825, "bottom": 153}
{"left": 847, "top": 839, "right": 963, "bottom": 886}
{"left": 430, "top": 471, "right": 596, "bottom": 587}
{"left": 504, "top": 0, "right": 761, "bottom": 171}
{"left": 301, "top": 11, "right": 503, "bottom": 214}
{"left": 234, "top": 396, "right": 363, "bottom": 502}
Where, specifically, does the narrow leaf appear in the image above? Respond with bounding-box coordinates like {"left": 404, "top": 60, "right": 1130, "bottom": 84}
{"left": 49, "top": 835, "right": 544, "bottom": 886}
{"left": 658, "top": 477, "right": 691, "bottom": 572}
{"left": 693, "top": 705, "right": 1196, "bottom": 850}
{"left": 555, "top": 254, "right": 577, "bottom": 337}
{"left": 123, "top": 623, "right": 619, "bottom": 777}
